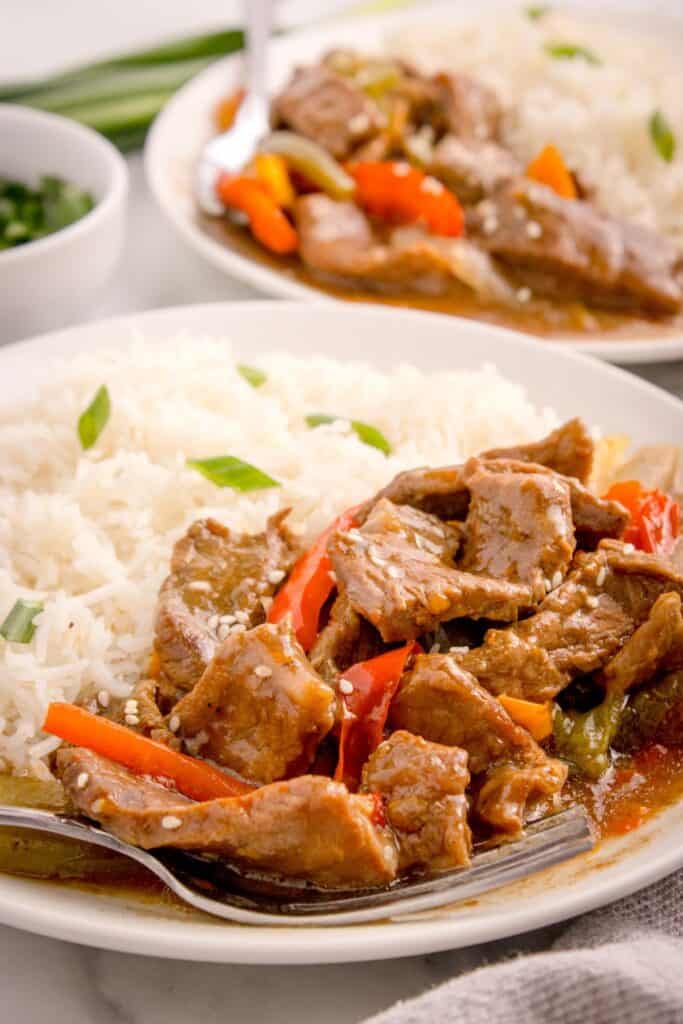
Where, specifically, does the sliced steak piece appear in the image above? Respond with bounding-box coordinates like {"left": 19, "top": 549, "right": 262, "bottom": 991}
{"left": 460, "top": 457, "right": 575, "bottom": 600}
{"left": 482, "top": 458, "right": 628, "bottom": 548}
{"left": 430, "top": 135, "right": 520, "bottom": 205}
{"left": 58, "top": 748, "right": 398, "bottom": 889}
{"left": 434, "top": 73, "right": 502, "bottom": 142}
{"left": 469, "top": 178, "right": 683, "bottom": 316}
{"left": 359, "top": 465, "right": 468, "bottom": 522}
{"left": 155, "top": 512, "right": 298, "bottom": 691}
{"left": 482, "top": 418, "right": 594, "bottom": 484}
{"left": 462, "top": 541, "right": 683, "bottom": 701}
{"left": 601, "top": 592, "right": 683, "bottom": 692}
{"left": 121, "top": 676, "right": 182, "bottom": 749}
{"left": 309, "top": 593, "right": 382, "bottom": 687}
{"left": 361, "top": 730, "right": 471, "bottom": 871}
{"left": 172, "top": 620, "right": 336, "bottom": 784}
{"left": 329, "top": 499, "right": 533, "bottom": 642}
{"left": 389, "top": 654, "right": 566, "bottom": 832}
{"left": 295, "top": 195, "right": 514, "bottom": 301}
{"left": 272, "top": 66, "right": 382, "bottom": 159}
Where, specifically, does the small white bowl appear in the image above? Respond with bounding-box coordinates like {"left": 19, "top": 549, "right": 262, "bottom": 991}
{"left": 0, "top": 105, "right": 128, "bottom": 342}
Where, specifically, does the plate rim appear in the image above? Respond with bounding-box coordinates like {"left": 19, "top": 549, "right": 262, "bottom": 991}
{"left": 1, "top": 298, "right": 682, "bottom": 963}
{"left": 143, "top": 2, "right": 683, "bottom": 367}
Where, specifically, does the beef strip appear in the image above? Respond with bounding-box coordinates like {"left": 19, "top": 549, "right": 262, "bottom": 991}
{"left": 433, "top": 73, "right": 502, "bottom": 142}
{"left": 272, "top": 66, "right": 382, "bottom": 159}
{"left": 309, "top": 593, "right": 382, "bottom": 686}
{"left": 172, "top": 620, "right": 336, "bottom": 784}
{"left": 481, "top": 458, "right": 628, "bottom": 549}
{"left": 58, "top": 748, "right": 398, "bottom": 889}
{"left": 359, "top": 465, "right": 469, "bottom": 522}
{"left": 461, "top": 541, "right": 683, "bottom": 701}
{"left": 295, "top": 194, "right": 514, "bottom": 302}
{"left": 469, "top": 178, "right": 683, "bottom": 316}
{"left": 155, "top": 512, "right": 298, "bottom": 691}
{"left": 389, "top": 654, "right": 566, "bottom": 832}
{"left": 460, "top": 457, "right": 575, "bottom": 600}
{"left": 329, "top": 499, "right": 533, "bottom": 642}
{"left": 600, "top": 592, "right": 683, "bottom": 692}
{"left": 482, "top": 418, "right": 594, "bottom": 484}
{"left": 614, "top": 670, "right": 683, "bottom": 752}
{"left": 429, "top": 134, "right": 520, "bottom": 205}
{"left": 360, "top": 730, "right": 471, "bottom": 870}
{"left": 122, "top": 676, "right": 182, "bottom": 749}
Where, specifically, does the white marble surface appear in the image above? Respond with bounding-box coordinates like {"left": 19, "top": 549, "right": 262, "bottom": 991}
{"left": 2, "top": 3, "right": 683, "bottom": 1021}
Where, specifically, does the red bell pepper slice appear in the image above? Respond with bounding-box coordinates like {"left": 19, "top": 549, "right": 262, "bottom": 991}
{"left": 335, "top": 641, "right": 421, "bottom": 789}
{"left": 604, "top": 480, "right": 680, "bottom": 557}
{"left": 268, "top": 506, "right": 360, "bottom": 651}
{"left": 346, "top": 161, "right": 465, "bottom": 238}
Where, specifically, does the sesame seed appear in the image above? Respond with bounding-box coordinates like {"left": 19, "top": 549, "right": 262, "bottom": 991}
{"left": 551, "top": 570, "right": 563, "bottom": 589}
{"left": 623, "top": 543, "right": 635, "bottom": 555}
{"left": 125, "top": 714, "right": 140, "bottom": 727}
{"left": 268, "top": 569, "right": 286, "bottom": 585}
{"left": 349, "top": 112, "right": 371, "bottom": 134}
{"left": 347, "top": 528, "right": 362, "bottom": 541}
{"left": 596, "top": 567, "right": 607, "bottom": 587}
{"left": 92, "top": 798, "right": 106, "bottom": 815}
{"left": 585, "top": 595, "right": 599, "bottom": 609}
{"left": 392, "top": 162, "right": 411, "bottom": 177}
{"left": 187, "top": 580, "right": 211, "bottom": 592}
{"left": 124, "top": 699, "right": 138, "bottom": 714}
{"left": 339, "top": 678, "right": 354, "bottom": 695}
{"left": 516, "top": 286, "right": 532, "bottom": 304}
{"left": 421, "top": 175, "right": 444, "bottom": 195}
{"left": 544, "top": 577, "right": 553, "bottom": 592}
{"left": 254, "top": 665, "right": 273, "bottom": 679}
{"left": 169, "top": 715, "right": 180, "bottom": 733}
{"left": 76, "top": 772, "right": 89, "bottom": 790}
{"left": 526, "top": 221, "right": 542, "bottom": 239}
{"left": 483, "top": 215, "right": 499, "bottom": 235}
{"left": 328, "top": 569, "right": 337, "bottom": 583}
{"left": 387, "top": 565, "right": 403, "bottom": 579}
{"left": 161, "top": 815, "right": 182, "bottom": 831}
{"left": 97, "top": 689, "right": 110, "bottom": 709}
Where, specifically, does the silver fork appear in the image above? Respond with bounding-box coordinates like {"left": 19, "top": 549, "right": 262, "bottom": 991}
{"left": 0, "top": 804, "right": 592, "bottom": 926}
{"left": 195, "top": 0, "right": 273, "bottom": 214}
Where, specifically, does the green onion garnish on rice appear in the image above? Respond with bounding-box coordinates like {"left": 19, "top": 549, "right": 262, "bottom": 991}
{"left": 237, "top": 364, "right": 267, "bottom": 388}
{"left": 526, "top": 6, "right": 550, "bottom": 20}
{"left": 545, "top": 42, "right": 601, "bottom": 65}
{"left": 77, "top": 385, "right": 111, "bottom": 450}
{"left": 0, "top": 599, "right": 44, "bottom": 643}
{"left": 306, "top": 414, "right": 392, "bottom": 456}
{"left": 186, "top": 456, "right": 280, "bottom": 491}
{"left": 649, "top": 111, "right": 675, "bottom": 163}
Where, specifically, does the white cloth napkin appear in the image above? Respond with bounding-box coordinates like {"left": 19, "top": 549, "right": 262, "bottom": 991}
{"left": 362, "top": 870, "right": 683, "bottom": 1024}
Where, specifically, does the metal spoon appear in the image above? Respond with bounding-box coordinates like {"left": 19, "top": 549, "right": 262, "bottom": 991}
{"left": 0, "top": 804, "right": 592, "bottom": 927}
{"left": 196, "top": 0, "right": 273, "bottom": 215}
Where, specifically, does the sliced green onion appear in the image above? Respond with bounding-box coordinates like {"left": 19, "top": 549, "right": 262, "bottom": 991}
{"left": 186, "top": 456, "right": 280, "bottom": 491}
{"left": 649, "top": 111, "right": 675, "bottom": 163}
{"left": 545, "top": 42, "right": 601, "bottom": 65}
{"left": 306, "top": 413, "right": 392, "bottom": 456}
{"left": 237, "top": 363, "right": 267, "bottom": 388}
{"left": 526, "top": 5, "right": 550, "bottom": 19}
{"left": 77, "top": 385, "right": 111, "bottom": 450}
{"left": 0, "top": 599, "right": 44, "bottom": 643}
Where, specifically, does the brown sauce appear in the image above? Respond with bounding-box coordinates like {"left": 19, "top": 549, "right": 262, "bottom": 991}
{"left": 201, "top": 215, "right": 683, "bottom": 344}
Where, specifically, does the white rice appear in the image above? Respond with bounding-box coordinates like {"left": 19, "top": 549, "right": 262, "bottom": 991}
{"left": 389, "top": 8, "right": 683, "bottom": 248}
{"left": 0, "top": 334, "right": 557, "bottom": 777}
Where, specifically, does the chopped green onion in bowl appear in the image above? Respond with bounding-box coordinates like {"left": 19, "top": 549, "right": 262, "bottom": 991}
{"left": 305, "top": 413, "right": 392, "bottom": 456}
{"left": 649, "top": 111, "right": 675, "bottom": 163}
{"left": 187, "top": 456, "right": 280, "bottom": 491}
{"left": 78, "top": 385, "right": 111, "bottom": 450}
{"left": 0, "top": 175, "right": 94, "bottom": 250}
{"left": 237, "top": 363, "right": 267, "bottom": 388}
{"left": 0, "top": 599, "right": 44, "bottom": 643}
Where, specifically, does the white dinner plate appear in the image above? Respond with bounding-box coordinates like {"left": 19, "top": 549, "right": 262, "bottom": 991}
{"left": 144, "top": 1, "right": 683, "bottom": 366}
{"left": 1, "top": 300, "right": 682, "bottom": 963}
